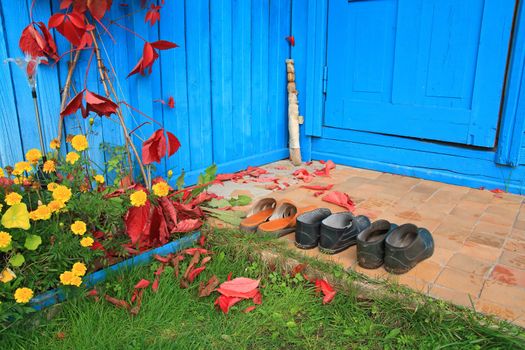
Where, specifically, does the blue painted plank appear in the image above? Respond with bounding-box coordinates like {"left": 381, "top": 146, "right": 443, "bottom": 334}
{"left": 185, "top": 0, "right": 213, "bottom": 171}
{"left": 159, "top": 0, "right": 191, "bottom": 180}
{"left": 0, "top": 7, "right": 24, "bottom": 166}
{"left": 210, "top": 0, "right": 233, "bottom": 165}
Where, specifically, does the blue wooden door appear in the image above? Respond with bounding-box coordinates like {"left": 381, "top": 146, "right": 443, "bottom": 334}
{"left": 323, "top": 0, "right": 516, "bottom": 147}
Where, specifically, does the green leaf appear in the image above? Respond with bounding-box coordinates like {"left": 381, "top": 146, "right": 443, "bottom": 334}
{"left": 176, "top": 170, "right": 185, "bottom": 190}
{"left": 9, "top": 253, "right": 25, "bottom": 267}
{"left": 198, "top": 164, "right": 217, "bottom": 185}
{"left": 386, "top": 328, "right": 401, "bottom": 339}
{"left": 229, "top": 195, "right": 252, "bottom": 207}
{"left": 24, "top": 235, "right": 42, "bottom": 251}
{"left": 207, "top": 198, "right": 231, "bottom": 209}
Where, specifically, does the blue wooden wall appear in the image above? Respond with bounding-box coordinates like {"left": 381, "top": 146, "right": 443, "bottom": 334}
{"left": 0, "top": 0, "right": 291, "bottom": 184}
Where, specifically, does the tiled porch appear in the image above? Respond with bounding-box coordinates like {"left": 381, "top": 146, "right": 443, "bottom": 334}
{"left": 210, "top": 160, "right": 525, "bottom": 327}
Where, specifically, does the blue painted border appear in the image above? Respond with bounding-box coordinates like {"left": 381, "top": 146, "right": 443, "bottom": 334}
{"left": 30, "top": 231, "right": 201, "bottom": 311}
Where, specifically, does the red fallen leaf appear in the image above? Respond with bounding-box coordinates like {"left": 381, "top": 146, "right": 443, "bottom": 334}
{"left": 478, "top": 186, "right": 486, "bottom": 190}
{"left": 291, "top": 263, "right": 307, "bottom": 277}
{"left": 19, "top": 22, "right": 58, "bottom": 61}
{"left": 180, "top": 279, "right": 189, "bottom": 289}
{"left": 199, "top": 275, "right": 220, "bottom": 297}
{"left": 104, "top": 295, "right": 130, "bottom": 309}
{"left": 215, "top": 295, "right": 242, "bottom": 314}
{"left": 60, "top": 89, "right": 85, "bottom": 117}
{"left": 227, "top": 272, "right": 233, "bottom": 281}
{"left": 154, "top": 264, "right": 165, "bottom": 276}
{"left": 153, "top": 254, "right": 171, "bottom": 264}
{"left": 198, "top": 235, "right": 206, "bottom": 247}
{"left": 87, "top": 289, "right": 98, "bottom": 297}
{"left": 172, "top": 254, "right": 184, "bottom": 278}
{"left": 130, "top": 289, "right": 145, "bottom": 315}
{"left": 150, "top": 205, "right": 170, "bottom": 244}
{"left": 315, "top": 279, "right": 336, "bottom": 304}
{"left": 145, "top": 4, "right": 161, "bottom": 26}
{"left": 305, "top": 161, "right": 313, "bottom": 166}
{"left": 314, "top": 160, "right": 336, "bottom": 177}
{"left": 243, "top": 306, "right": 256, "bottom": 313}
{"left": 56, "top": 331, "right": 66, "bottom": 340}
{"left": 490, "top": 188, "right": 505, "bottom": 193}
{"left": 313, "top": 191, "right": 325, "bottom": 197}
{"left": 301, "top": 184, "right": 334, "bottom": 191}
{"left": 158, "top": 197, "right": 177, "bottom": 231}
{"left": 253, "top": 291, "right": 262, "bottom": 305}
{"left": 142, "top": 128, "right": 181, "bottom": 165}
{"left": 265, "top": 183, "right": 282, "bottom": 191}
{"left": 217, "top": 278, "right": 260, "bottom": 298}
{"left": 182, "top": 248, "right": 210, "bottom": 256}
{"left": 293, "top": 168, "right": 314, "bottom": 183}
{"left": 188, "top": 266, "right": 206, "bottom": 283}
{"left": 286, "top": 35, "right": 295, "bottom": 46}
{"left": 183, "top": 251, "right": 201, "bottom": 280}
{"left": 85, "top": 90, "right": 119, "bottom": 118}
{"left": 90, "top": 240, "right": 105, "bottom": 251}
{"left": 172, "top": 218, "right": 202, "bottom": 233}
{"left": 124, "top": 201, "right": 151, "bottom": 244}
{"left": 322, "top": 191, "right": 355, "bottom": 211}
{"left": 200, "top": 256, "right": 212, "bottom": 265}
{"left": 152, "top": 277, "right": 160, "bottom": 292}
{"left": 273, "top": 165, "right": 288, "bottom": 170}
{"left": 134, "top": 279, "right": 150, "bottom": 289}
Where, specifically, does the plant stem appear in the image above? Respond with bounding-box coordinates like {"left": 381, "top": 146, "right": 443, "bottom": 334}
{"left": 90, "top": 31, "right": 147, "bottom": 184}
{"left": 57, "top": 49, "right": 81, "bottom": 144}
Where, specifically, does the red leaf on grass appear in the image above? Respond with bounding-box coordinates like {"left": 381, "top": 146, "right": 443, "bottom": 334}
{"left": 253, "top": 291, "right": 262, "bottom": 305}
{"left": 153, "top": 254, "right": 171, "bottom": 264}
{"left": 215, "top": 295, "right": 242, "bottom": 314}
{"left": 104, "top": 295, "right": 130, "bottom": 309}
{"left": 199, "top": 275, "right": 220, "bottom": 297}
{"left": 134, "top": 279, "right": 150, "bottom": 289}
{"left": 154, "top": 264, "right": 165, "bottom": 276}
{"left": 322, "top": 191, "right": 355, "bottom": 211}
{"left": 243, "top": 306, "right": 256, "bottom": 313}
{"left": 145, "top": 4, "right": 161, "bottom": 26}
{"left": 198, "top": 235, "right": 206, "bottom": 247}
{"left": 286, "top": 35, "right": 295, "bottom": 46}
{"left": 315, "top": 279, "right": 336, "bottom": 304}
{"left": 188, "top": 266, "right": 206, "bottom": 283}
{"left": 19, "top": 22, "right": 58, "bottom": 60}
{"left": 291, "top": 263, "right": 307, "bottom": 277}
{"left": 314, "top": 160, "right": 336, "bottom": 177}
{"left": 300, "top": 184, "right": 334, "bottom": 191}
{"left": 182, "top": 248, "right": 210, "bottom": 256}
{"left": 85, "top": 90, "right": 119, "bottom": 117}
{"left": 152, "top": 277, "right": 160, "bottom": 292}
{"left": 217, "top": 278, "right": 260, "bottom": 298}
{"left": 87, "top": 289, "right": 98, "bottom": 297}
{"left": 227, "top": 272, "right": 233, "bottom": 281}
{"left": 200, "top": 256, "right": 212, "bottom": 265}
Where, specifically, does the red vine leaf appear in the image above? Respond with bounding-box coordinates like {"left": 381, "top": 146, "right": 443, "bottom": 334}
{"left": 286, "top": 35, "right": 295, "bottom": 46}
{"left": 145, "top": 4, "right": 161, "bottom": 26}
{"left": 48, "top": 12, "right": 90, "bottom": 47}
{"left": 154, "top": 96, "right": 175, "bottom": 109}
{"left": 128, "top": 41, "right": 177, "bottom": 77}
{"left": 85, "top": 90, "right": 119, "bottom": 117}
{"left": 60, "top": 89, "right": 85, "bottom": 117}
{"left": 19, "top": 22, "right": 58, "bottom": 61}
{"left": 87, "top": 0, "right": 113, "bottom": 19}
{"left": 151, "top": 40, "right": 178, "bottom": 50}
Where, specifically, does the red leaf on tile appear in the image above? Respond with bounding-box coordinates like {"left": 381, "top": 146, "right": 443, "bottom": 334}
{"left": 313, "top": 191, "right": 325, "bottom": 197}
{"left": 322, "top": 191, "right": 355, "bottom": 211}
{"left": 314, "top": 160, "right": 336, "bottom": 177}
{"left": 300, "top": 184, "right": 334, "bottom": 191}
{"left": 490, "top": 188, "right": 505, "bottom": 193}
{"left": 293, "top": 168, "right": 314, "bottom": 183}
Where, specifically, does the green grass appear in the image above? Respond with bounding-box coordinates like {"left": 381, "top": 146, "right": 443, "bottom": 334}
{"left": 3, "top": 228, "right": 525, "bottom": 350}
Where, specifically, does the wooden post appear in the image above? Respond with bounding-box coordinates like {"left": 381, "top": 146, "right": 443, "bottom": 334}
{"left": 286, "top": 59, "right": 303, "bottom": 165}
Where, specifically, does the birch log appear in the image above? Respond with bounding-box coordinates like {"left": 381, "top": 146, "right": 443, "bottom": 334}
{"left": 286, "top": 59, "right": 303, "bottom": 165}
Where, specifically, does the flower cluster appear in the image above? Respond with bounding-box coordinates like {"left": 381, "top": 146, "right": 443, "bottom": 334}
{"left": 59, "top": 262, "right": 87, "bottom": 287}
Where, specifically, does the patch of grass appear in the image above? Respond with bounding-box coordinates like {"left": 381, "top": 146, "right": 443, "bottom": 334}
{"left": 3, "top": 228, "right": 524, "bottom": 349}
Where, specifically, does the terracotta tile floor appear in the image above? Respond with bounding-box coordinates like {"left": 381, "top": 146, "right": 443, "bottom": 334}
{"left": 210, "top": 160, "right": 525, "bottom": 326}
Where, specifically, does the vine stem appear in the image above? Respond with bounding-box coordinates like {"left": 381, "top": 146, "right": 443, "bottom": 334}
{"left": 90, "top": 31, "right": 148, "bottom": 185}
{"left": 57, "top": 49, "right": 81, "bottom": 144}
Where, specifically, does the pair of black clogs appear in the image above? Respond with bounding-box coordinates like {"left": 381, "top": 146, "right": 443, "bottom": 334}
{"left": 295, "top": 209, "right": 434, "bottom": 274}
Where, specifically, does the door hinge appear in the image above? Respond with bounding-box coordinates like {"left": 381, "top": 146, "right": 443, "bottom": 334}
{"left": 322, "top": 66, "right": 328, "bottom": 94}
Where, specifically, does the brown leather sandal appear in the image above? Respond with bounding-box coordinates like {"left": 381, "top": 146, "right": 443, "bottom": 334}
{"left": 257, "top": 201, "right": 316, "bottom": 237}
{"left": 239, "top": 198, "right": 277, "bottom": 232}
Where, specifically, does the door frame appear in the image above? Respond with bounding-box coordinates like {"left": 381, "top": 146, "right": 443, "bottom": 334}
{"left": 305, "top": 0, "right": 525, "bottom": 167}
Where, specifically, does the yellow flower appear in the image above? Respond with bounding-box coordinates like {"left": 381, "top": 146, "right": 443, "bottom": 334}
{"left": 71, "top": 220, "right": 87, "bottom": 235}
{"left": 71, "top": 134, "right": 88, "bottom": 152}
{"left": 42, "top": 160, "right": 56, "bottom": 173}
{"left": 29, "top": 205, "right": 52, "bottom": 221}
{"left": 80, "top": 236, "right": 94, "bottom": 247}
{"left": 48, "top": 200, "right": 65, "bottom": 213}
{"left": 25, "top": 149, "right": 42, "bottom": 164}
{"left": 0, "top": 203, "right": 3, "bottom": 212}
{"left": 47, "top": 182, "right": 58, "bottom": 191}
{"left": 50, "top": 139, "right": 60, "bottom": 150}
{"left": 0, "top": 268, "right": 15, "bottom": 283}
{"left": 72, "top": 262, "right": 87, "bottom": 277}
{"left": 130, "top": 190, "right": 147, "bottom": 207}
{"left": 152, "top": 182, "right": 170, "bottom": 197}
{"left": 52, "top": 185, "right": 72, "bottom": 203}
{"left": 0, "top": 168, "right": 4, "bottom": 177}
{"left": 13, "top": 161, "right": 31, "bottom": 176}
{"left": 5, "top": 192, "right": 22, "bottom": 206}
{"left": 14, "top": 287, "right": 33, "bottom": 303}
{"left": 0, "top": 231, "right": 11, "bottom": 248}
{"left": 59, "top": 271, "right": 82, "bottom": 287}
{"left": 93, "top": 175, "right": 105, "bottom": 184}
{"left": 66, "top": 152, "right": 80, "bottom": 165}
{"left": 167, "top": 170, "right": 173, "bottom": 178}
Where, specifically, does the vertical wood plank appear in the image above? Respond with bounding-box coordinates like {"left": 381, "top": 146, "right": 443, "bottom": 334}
{"left": 185, "top": 0, "right": 213, "bottom": 170}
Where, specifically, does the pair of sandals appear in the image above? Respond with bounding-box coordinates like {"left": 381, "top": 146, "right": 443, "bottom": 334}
{"left": 295, "top": 208, "right": 434, "bottom": 273}
{"left": 239, "top": 198, "right": 315, "bottom": 236}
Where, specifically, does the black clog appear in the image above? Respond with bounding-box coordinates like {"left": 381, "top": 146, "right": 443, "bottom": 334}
{"left": 295, "top": 208, "right": 332, "bottom": 249}
{"left": 319, "top": 212, "right": 371, "bottom": 255}
{"left": 356, "top": 220, "right": 397, "bottom": 269}
{"left": 384, "top": 224, "right": 434, "bottom": 274}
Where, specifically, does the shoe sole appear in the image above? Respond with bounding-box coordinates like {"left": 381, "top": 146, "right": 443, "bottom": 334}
{"left": 257, "top": 227, "right": 295, "bottom": 238}
{"left": 318, "top": 244, "right": 354, "bottom": 255}
{"left": 294, "top": 241, "right": 318, "bottom": 250}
